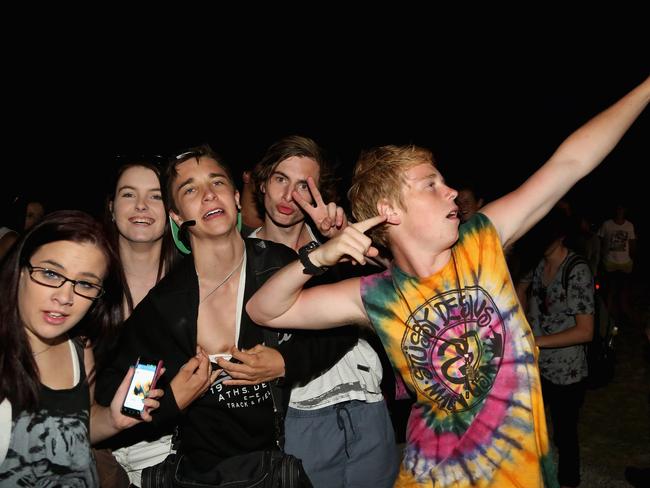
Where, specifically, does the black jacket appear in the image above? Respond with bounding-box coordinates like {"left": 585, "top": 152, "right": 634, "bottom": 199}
{"left": 96, "top": 238, "right": 357, "bottom": 461}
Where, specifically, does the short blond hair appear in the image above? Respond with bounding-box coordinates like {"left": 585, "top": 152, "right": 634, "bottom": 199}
{"left": 348, "top": 145, "right": 435, "bottom": 246}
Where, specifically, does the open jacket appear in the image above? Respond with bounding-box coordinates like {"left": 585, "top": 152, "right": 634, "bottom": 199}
{"left": 96, "top": 238, "right": 357, "bottom": 458}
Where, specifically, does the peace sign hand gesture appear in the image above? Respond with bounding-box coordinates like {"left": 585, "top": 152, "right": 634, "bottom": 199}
{"left": 292, "top": 176, "right": 348, "bottom": 238}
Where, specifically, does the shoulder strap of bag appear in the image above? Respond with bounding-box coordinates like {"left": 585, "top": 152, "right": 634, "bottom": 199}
{"left": 247, "top": 238, "right": 291, "bottom": 450}
{"left": 260, "top": 327, "right": 286, "bottom": 450}
{"left": 561, "top": 253, "right": 589, "bottom": 293}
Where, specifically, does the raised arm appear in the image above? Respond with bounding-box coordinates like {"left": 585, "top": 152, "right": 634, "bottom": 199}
{"left": 483, "top": 76, "right": 650, "bottom": 248}
{"left": 246, "top": 215, "right": 387, "bottom": 330}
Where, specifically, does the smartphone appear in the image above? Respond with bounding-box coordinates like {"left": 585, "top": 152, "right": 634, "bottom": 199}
{"left": 121, "top": 357, "right": 164, "bottom": 419}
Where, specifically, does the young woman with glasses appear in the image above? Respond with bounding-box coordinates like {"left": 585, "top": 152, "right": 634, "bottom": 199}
{"left": 0, "top": 210, "right": 163, "bottom": 486}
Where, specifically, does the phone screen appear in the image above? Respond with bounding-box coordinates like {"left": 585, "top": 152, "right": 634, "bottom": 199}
{"left": 122, "top": 360, "right": 159, "bottom": 414}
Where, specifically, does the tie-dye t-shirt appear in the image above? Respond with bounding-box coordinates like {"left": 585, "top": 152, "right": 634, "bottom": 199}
{"left": 360, "top": 213, "right": 556, "bottom": 488}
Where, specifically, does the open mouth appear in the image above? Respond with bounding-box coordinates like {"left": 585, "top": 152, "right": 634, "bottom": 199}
{"left": 203, "top": 208, "right": 225, "bottom": 220}
{"left": 43, "top": 311, "right": 69, "bottom": 325}
{"left": 46, "top": 311, "right": 67, "bottom": 318}
{"left": 446, "top": 210, "right": 459, "bottom": 219}
{"left": 129, "top": 217, "right": 155, "bottom": 225}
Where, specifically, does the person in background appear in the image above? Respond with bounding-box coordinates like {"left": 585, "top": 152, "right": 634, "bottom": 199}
{"left": 576, "top": 214, "right": 600, "bottom": 277}
{"left": 24, "top": 200, "right": 45, "bottom": 232}
{"left": 0, "top": 227, "right": 18, "bottom": 263}
{"left": 455, "top": 183, "right": 484, "bottom": 223}
{"left": 520, "top": 207, "right": 594, "bottom": 488}
{"left": 239, "top": 168, "right": 264, "bottom": 236}
{"left": 0, "top": 196, "right": 46, "bottom": 261}
{"left": 598, "top": 201, "right": 636, "bottom": 325}
{"left": 95, "top": 158, "right": 181, "bottom": 487}
{"left": 249, "top": 135, "right": 398, "bottom": 488}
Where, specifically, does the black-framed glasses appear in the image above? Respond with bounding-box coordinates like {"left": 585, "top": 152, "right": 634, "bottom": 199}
{"left": 26, "top": 264, "right": 104, "bottom": 300}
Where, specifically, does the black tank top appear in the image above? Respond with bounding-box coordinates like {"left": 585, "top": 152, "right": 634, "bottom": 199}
{"left": 0, "top": 339, "right": 99, "bottom": 487}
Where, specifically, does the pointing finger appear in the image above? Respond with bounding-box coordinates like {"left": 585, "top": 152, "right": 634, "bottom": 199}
{"left": 351, "top": 214, "right": 387, "bottom": 234}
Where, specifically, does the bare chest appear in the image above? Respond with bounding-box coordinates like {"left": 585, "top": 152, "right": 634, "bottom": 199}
{"left": 196, "top": 278, "right": 241, "bottom": 354}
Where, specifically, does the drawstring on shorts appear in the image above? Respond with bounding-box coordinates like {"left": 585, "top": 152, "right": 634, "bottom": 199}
{"left": 335, "top": 403, "right": 355, "bottom": 458}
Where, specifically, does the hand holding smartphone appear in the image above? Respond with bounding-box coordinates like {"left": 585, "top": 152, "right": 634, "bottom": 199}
{"left": 121, "top": 357, "right": 164, "bottom": 419}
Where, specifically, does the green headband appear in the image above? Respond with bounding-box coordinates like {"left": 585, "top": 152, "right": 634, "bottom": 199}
{"left": 169, "top": 216, "right": 192, "bottom": 255}
{"left": 169, "top": 213, "right": 243, "bottom": 255}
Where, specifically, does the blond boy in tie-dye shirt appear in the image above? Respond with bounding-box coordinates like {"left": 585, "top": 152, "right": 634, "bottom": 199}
{"left": 360, "top": 213, "right": 554, "bottom": 486}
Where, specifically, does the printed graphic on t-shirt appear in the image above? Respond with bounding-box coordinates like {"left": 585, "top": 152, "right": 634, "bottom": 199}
{"left": 609, "top": 230, "right": 629, "bottom": 252}
{"left": 278, "top": 332, "right": 293, "bottom": 345}
{"left": 0, "top": 409, "right": 97, "bottom": 487}
{"left": 208, "top": 370, "right": 272, "bottom": 409}
{"left": 291, "top": 380, "right": 363, "bottom": 408}
{"left": 402, "top": 285, "right": 505, "bottom": 413}
{"left": 361, "top": 213, "right": 556, "bottom": 487}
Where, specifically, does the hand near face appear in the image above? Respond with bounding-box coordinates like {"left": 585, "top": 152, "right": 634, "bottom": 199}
{"left": 292, "top": 176, "right": 348, "bottom": 238}
{"left": 308, "top": 214, "right": 387, "bottom": 267}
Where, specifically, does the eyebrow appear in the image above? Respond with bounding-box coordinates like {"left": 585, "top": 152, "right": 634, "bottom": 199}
{"left": 406, "top": 171, "right": 440, "bottom": 182}
{"left": 176, "top": 177, "right": 195, "bottom": 193}
{"left": 424, "top": 172, "right": 446, "bottom": 184}
{"left": 117, "top": 185, "right": 161, "bottom": 193}
{"left": 176, "top": 172, "right": 230, "bottom": 193}
{"left": 272, "top": 170, "right": 308, "bottom": 186}
{"left": 37, "top": 260, "right": 103, "bottom": 281}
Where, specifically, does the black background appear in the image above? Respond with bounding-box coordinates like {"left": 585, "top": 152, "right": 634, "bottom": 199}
{"left": 5, "top": 34, "right": 648, "bottom": 232}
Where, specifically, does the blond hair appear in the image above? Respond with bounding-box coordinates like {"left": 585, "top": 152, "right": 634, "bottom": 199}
{"left": 348, "top": 145, "right": 435, "bottom": 246}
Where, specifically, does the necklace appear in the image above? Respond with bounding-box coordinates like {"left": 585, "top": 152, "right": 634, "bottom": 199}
{"left": 32, "top": 345, "right": 53, "bottom": 357}
{"left": 199, "top": 252, "right": 245, "bottom": 304}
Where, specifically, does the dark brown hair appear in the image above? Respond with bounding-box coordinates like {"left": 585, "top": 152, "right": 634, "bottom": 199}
{"left": 0, "top": 210, "right": 123, "bottom": 412}
{"left": 165, "top": 144, "right": 235, "bottom": 213}
{"left": 104, "top": 159, "right": 180, "bottom": 315}
{"left": 252, "top": 135, "right": 337, "bottom": 216}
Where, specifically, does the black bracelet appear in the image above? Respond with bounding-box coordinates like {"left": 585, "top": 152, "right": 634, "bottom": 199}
{"left": 298, "top": 241, "right": 328, "bottom": 276}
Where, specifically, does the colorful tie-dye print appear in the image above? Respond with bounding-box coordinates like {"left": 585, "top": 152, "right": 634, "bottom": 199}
{"left": 360, "top": 213, "right": 557, "bottom": 487}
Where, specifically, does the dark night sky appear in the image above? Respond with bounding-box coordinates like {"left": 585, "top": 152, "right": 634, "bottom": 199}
{"left": 5, "top": 50, "right": 648, "bottom": 235}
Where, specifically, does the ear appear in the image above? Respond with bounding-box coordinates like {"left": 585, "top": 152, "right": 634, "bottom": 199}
{"left": 260, "top": 182, "right": 266, "bottom": 194}
{"left": 477, "top": 198, "right": 485, "bottom": 208}
{"left": 169, "top": 209, "right": 183, "bottom": 227}
{"left": 234, "top": 190, "right": 241, "bottom": 210}
{"left": 108, "top": 201, "right": 115, "bottom": 221}
{"left": 377, "top": 198, "right": 401, "bottom": 225}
